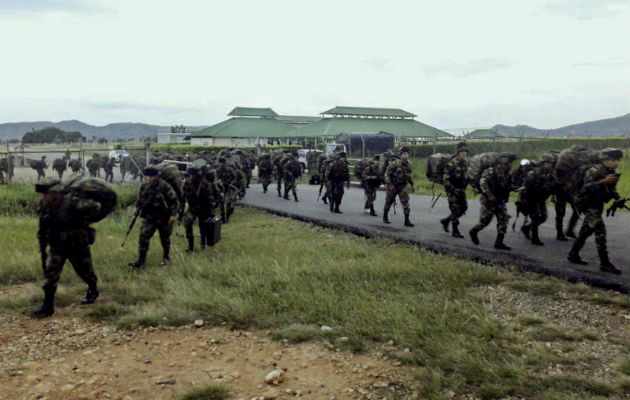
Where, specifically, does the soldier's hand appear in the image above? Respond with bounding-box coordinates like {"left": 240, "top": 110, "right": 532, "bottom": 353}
{"left": 602, "top": 174, "right": 619, "bottom": 185}
{"left": 168, "top": 216, "right": 176, "bottom": 225}
{"left": 134, "top": 209, "right": 139, "bottom": 216}
{"left": 389, "top": 185, "right": 395, "bottom": 191}
{"left": 487, "top": 194, "right": 496, "bottom": 202}
{"left": 410, "top": 186, "right": 415, "bottom": 193}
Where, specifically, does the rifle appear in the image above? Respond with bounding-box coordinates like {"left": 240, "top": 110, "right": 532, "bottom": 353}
{"left": 606, "top": 198, "right": 630, "bottom": 217}
{"left": 431, "top": 192, "right": 442, "bottom": 209}
{"left": 120, "top": 209, "right": 141, "bottom": 248}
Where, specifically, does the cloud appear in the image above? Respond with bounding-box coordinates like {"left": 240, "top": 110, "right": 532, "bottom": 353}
{"left": 423, "top": 58, "right": 516, "bottom": 77}
{"left": 0, "top": 0, "right": 109, "bottom": 14}
{"left": 87, "top": 100, "right": 193, "bottom": 115}
{"left": 362, "top": 57, "right": 393, "bottom": 72}
{"left": 543, "top": 0, "right": 627, "bottom": 19}
{"left": 572, "top": 61, "right": 630, "bottom": 67}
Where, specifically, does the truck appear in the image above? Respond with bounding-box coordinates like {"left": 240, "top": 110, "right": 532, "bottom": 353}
{"left": 324, "top": 131, "right": 395, "bottom": 159}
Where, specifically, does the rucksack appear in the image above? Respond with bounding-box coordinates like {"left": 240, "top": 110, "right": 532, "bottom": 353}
{"left": 157, "top": 162, "right": 185, "bottom": 203}
{"left": 553, "top": 145, "right": 602, "bottom": 196}
{"left": 425, "top": 153, "right": 453, "bottom": 184}
{"left": 466, "top": 152, "right": 499, "bottom": 190}
{"left": 354, "top": 158, "right": 371, "bottom": 181}
{"left": 62, "top": 176, "right": 118, "bottom": 223}
{"left": 379, "top": 151, "right": 397, "bottom": 177}
{"left": 511, "top": 161, "right": 536, "bottom": 188}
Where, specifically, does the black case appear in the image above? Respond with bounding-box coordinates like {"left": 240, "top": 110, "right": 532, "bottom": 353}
{"left": 204, "top": 216, "right": 222, "bottom": 246}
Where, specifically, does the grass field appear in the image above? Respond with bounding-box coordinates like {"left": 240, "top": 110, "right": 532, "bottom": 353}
{"left": 0, "top": 204, "right": 628, "bottom": 399}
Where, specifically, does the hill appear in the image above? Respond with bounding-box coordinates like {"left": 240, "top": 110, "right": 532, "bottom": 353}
{"left": 492, "top": 114, "right": 630, "bottom": 138}
{"left": 0, "top": 120, "right": 208, "bottom": 141}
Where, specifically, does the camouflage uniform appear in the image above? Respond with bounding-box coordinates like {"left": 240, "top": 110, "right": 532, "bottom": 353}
{"left": 519, "top": 165, "right": 555, "bottom": 245}
{"left": 216, "top": 161, "right": 238, "bottom": 222}
{"left": 34, "top": 157, "right": 47, "bottom": 181}
{"left": 383, "top": 158, "right": 413, "bottom": 223}
{"left": 68, "top": 159, "right": 82, "bottom": 173}
{"left": 52, "top": 158, "right": 67, "bottom": 180}
{"left": 363, "top": 162, "right": 382, "bottom": 215}
{"left": 469, "top": 158, "right": 514, "bottom": 249}
{"left": 569, "top": 157, "right": 621, "bottom": 272}
{"left": 86, "top": 156, "right": 100, "bottom": 177}
{"left": 553, "top": 186, "right": 579, "bottom": 240}
{"left": 283, "top": 155, "right": 302, "bottom": 201}
{"left": 257, "top": 154, "right": 273, "bottom": 193}
{"left": 133, "top": 178, "right": 178, "bottom": 266}
{"left": 319, "top": 157, "right": 334, "bottom": 204}
{"left": 104, "top": 157, "right": 116, "bottom": 183}
{"left": 327, "top": 157, "right": 350, "bottom": 213}
{"left": 35, "top": 180, "right": 101, "bottom": 317}
{"left": 442, "top": 157, "right": 468, "bottom": 232}
{"left": 273, "top": 152, "right": 290, "bottom": 197}
{"left": 182, "top": 170, "right": 217, "bottom": 251}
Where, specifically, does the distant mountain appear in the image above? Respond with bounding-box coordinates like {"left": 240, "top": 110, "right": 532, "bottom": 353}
{"left": 0, "top": 120, "right": 208, "bottom": 141}
{"left": 492, "top": 114, "right": 630, "bottom": 138}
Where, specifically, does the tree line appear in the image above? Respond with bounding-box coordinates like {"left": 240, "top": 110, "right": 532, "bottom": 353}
{"left": 22, "top": 127, "right": 85, "bottom": 144}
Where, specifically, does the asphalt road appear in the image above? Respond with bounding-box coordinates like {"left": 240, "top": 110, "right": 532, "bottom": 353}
{"left": 240, "top": 183, "right": 630, "bottom": 293}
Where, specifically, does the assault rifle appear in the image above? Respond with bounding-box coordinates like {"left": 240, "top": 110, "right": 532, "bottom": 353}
{"left": 120, "top": 208, "right": 141, "bottom": 248}
{"left": 606, "top": 198, "right": 630, "bottom": 217}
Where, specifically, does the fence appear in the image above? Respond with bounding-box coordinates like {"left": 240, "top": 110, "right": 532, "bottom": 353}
{"left": 0, "top": 143, "right": 149, "bottom": 184}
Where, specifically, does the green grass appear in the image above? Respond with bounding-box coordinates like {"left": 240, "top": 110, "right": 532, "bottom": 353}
{"left": 178, "top": 384, "right": 229, "bottom": 400}
{"left": 0, "top": 206, "right": 626, "bottom": 399}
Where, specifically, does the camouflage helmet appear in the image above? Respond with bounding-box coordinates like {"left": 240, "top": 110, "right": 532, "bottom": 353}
{"left": 399, "top": 147, "right": 410, "bottom": 155}
{"left": 35, "top": 177, "right": 61, "bottom": 194}
{"left": 601, "top": 148, "right": 623, "bottom": 161}
{"left": 143, "top": 166, "right": 159, "bottom": 176}
{"left": 539, "top": 153, "right": 556, "bottom": 163}
{"left": 498, "top": 153, "right": 517, "bottom": 164}
{"left": 188, "top": 159, "right": 207, "bottom": 174}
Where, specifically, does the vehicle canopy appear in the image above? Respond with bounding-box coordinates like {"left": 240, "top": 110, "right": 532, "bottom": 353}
{"left": 328, "top": 131, "right": 395, "bottom": 158}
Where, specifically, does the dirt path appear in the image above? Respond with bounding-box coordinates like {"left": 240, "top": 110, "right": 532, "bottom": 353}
{"left": 0, "top": 312, "right": 413, "bottom": 400}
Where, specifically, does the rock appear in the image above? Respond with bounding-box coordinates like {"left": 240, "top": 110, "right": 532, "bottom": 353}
{"left": 193, "top": 320, "right": 204, "bottom": 327}
{"left": 60, "top": 384, "right": 75, "bottom": 392}
{"left": 262, "top": 388, "right": 279, "bottom": 399}
{"left": 338, "top": 337, "right": 349, "bottom": 343}
{"left": 264, "top": 369, "right": 284, "bottom": 385}
{"left": 321, "top": 325, "right": 332, "bottom": 332}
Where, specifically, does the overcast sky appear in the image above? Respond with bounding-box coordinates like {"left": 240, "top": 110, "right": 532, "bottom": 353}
{"left": 0, "top": 0, "right": 628, "bottom": 129}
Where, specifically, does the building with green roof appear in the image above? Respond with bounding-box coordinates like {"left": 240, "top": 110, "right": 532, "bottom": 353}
{"left": 288, "top": 106, "right": 451, "bottom": 139}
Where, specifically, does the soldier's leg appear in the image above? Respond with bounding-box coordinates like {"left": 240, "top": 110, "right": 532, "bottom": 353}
{"left": 383, "top": 188, "right": 395, "bottom": 223}
{"left": 566, "top": 203, "right": 579, "bottom": 238}
{"left": 494, "top": 203, "right": 511, "bottom": 250}
{"left": 366, "top": 186, "right": 377, "bottom": 216}
{"left": 400, "top": 187, "right": 413, "bottom": 227}
{"left": 158, "top": 223, "right": 174, "bottom": 263}
{"left": 451, "top": 193, "right": 467, "bottom": 238}
{"left": 277, "top": 173, "right": 283, "bottom": 197}
{"left": 184, "top": 211, "right": 196, "bottom": 252}
{"left": 292, "top": 180, "right": 298, "bottom": 202}
{"left": 554, "top": 196, "right": 567, "bottom": 240}
{"left": 35, "top": 248, "right": 67, "bottom": 317}
{"left": 530, "top": 202, "right": 546, "bottom": 245}
{"left": 470, "top": 200, "right": 494, "bottom": 245}
{"left": 130, "top": 220, "right": 156, "bottom": 267}
{"left": 568, "top": 209, "right": 596, "bottom": 264}
{"left": 590, "top": 212, "right": 618, "bottom": 273}
{"left": 68, "top": 244, "right": 99, "bottom": 304}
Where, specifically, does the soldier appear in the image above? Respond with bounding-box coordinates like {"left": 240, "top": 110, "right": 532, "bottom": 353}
{"left": 257, "top": 153, "right": 273, "bottom": 193}
{"left": 283, "top": 152, "right": 302, "bottom": 202}
{"left": 568, "top": 148, "right": 623, "bottom": 274}
{"left": 128, "top": 166, "right": 178, "bottom": 268}
{"left": 273, "top": 150, "right": 290, "bottom": 197}
{"left": 34, "top": 156, "right": 47, "bottom": 181}
{"left": 86, "top": 154, "right": 100, "bottom": 177}
{"left": 52, "top": 157, "right": 67, "bottom": 180}
{"left": 363, "top": 155, "right": 382, "bottom": 216}
{"left": 216, "top": 157, "right": 238, "bottom": 223}
{"left": 519, "top": 153, "right": 556, "bottom": 246}
{"left": 440, "top": 142, "right": 470, "bottom": 238}
{"left": 383, "top": 147, "right": 414, "bottom": 227}
{"left": 182, "top": 160, "right": 217, "bottom": 252}
{"left": 318, "top": 155, "right": 333, "bottom": 204}
{"left": 327, "top": 152, "right": 350, "bottom": 213}
{"left": 247, "top": 149, "right": 257, "bottom": 188}
{"left": 69, "top": 158, "right": 82, "bottom": 173}
{"left": 104, "top": 157, "right": 116, "bottom": 183}
{"left": 553, "top": 187, "right": 580, "bottom": 241}
{"left": 33, "top": 178, "right": 101, "bottom": 318}
{"left": 469, "top": 153, "right": 517, "bottom": 250}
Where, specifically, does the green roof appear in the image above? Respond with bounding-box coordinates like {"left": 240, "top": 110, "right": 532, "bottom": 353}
{"left": 274, "top": 115, "right": 322, "bottom": 124}
{"left": 287, "top": 117, "right": 452, "bottom": 139}
{"left": 228, "top": 107, "right": 278, "bottom": 118}
{"left": 321, "top": 106, "right": 417, "bottom": 118}
{"left": 189, "top": 117, "right": 295, "bottom": 138}
{"left": 465, "top": 129, "right": 504, "bottom": 139}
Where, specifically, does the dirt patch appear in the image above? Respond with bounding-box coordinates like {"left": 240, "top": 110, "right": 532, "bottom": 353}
{"left": 0, "top": 313, "right": 414, "bottom": 400}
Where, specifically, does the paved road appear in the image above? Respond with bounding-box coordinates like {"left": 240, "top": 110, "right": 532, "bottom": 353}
{"left": 240, "top": 183, "right": 630, "bottom": 293}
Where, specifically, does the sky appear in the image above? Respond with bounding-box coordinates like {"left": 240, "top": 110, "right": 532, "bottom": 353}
{"left": 0, "top": 0, "right": 628, "bottom": 129}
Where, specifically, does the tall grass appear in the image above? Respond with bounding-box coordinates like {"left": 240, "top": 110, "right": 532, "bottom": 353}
{"left": 0, "top": 208, "right": 626, "bottom": 398}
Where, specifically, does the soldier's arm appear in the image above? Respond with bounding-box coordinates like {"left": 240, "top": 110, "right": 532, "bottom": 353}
{"left": 163, "top": 185, "right": 179, "bottom": 217}
{"left": 135, "top": 183, "right": 147, "bottom": 210}
{"left": 383, "top": 164, "right": 393, "bottom": 185}
{"left": 479, "top": 168, "right": 493, "bottom": 197}
{"left": 581, "top": 167, "right": 605, "bottom": 192}
{"left": 443, "top": 163, "right": 455, "bottom": 192}
{"left": 520, "top": 170, "right": 536, "bottom": 197}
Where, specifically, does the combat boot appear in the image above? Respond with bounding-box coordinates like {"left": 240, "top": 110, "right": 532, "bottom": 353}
{"left": 383, "top": 209, "right": 390, "bottom": 224}
{"left": 263, "top": 186, "right": 267, "bottom": 193}
{"left": 185, "top": 236, "right": 195, "bottom": 253}
{"left": 33, "top": 288, "right": 55, "bottom": 318}
{"left": 404, "top": 213, "right": 414, "bottom": 227}
{"left": 329, "top": 201, "right": 334, "bottom": 213}
{"left": 81, "top": 284, "right": 99, "bottom": 305}
{"left": 451, "top": 221, "right": 464, "bottom": 239}
{"left": 469, "top": 228, "right": 480, "bottom": 245}
{"left": 599, "top": 250, "right": 621, "bottom": 274}
{"left": 277, "top": 188, "right": 282, "bottom": 197}
{"left": 440, "top": 217, "right": 450, "bottom": 233}
{"left": 520, "top": 224, "right": 531, "bottom": 240}
{"left": 556, "top": 222, "right": 568, "bottom": 241}
{"left": 334, "top": 203, "right": 342, "bottom": 214}
{"left": 494, "top": 234, "right": 511, "bottom": 250}
{"left": 530, "top": 225, "right": 544, "bottom": 246}
{"left": 200, "top": 227, "right": 207, "bottom": 250}
{"left": 128, "top": 248, "right": 147, "bottom": 268}
{"left": 369, "top": 205, "right": 377, "bottom": 217}
{"left": 160, "top": 247, "right": 170, "bottom": 266}
{"left": 565, "top": 229, "right": 576, "bottom": 239}
{"left": 283, "top": 191, "right": 290, "bottom": 200}
{"left": 322, "top": 194, "right": 328, "bottom": 204}
{"left": 293, "top": 193, "right": 299, "bottom": 202}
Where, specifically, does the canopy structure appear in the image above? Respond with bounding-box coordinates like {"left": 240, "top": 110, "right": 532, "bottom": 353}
{"left": 228, "top": 107, "right": 278, "bottom": 118}
{"left": 275, "top": 115, "right": 322, "bottom": 128}
{"left": 465, "top": 129, "right": 504, "bottom": 139}
{"left": 189, "top": 117, "right": 295, "bottom": 138}
{"left": 287, "top": 117, "right": 452, "bottom": 139}
{"left": 322, "top": 106, "right": 416, "bottom": 119}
